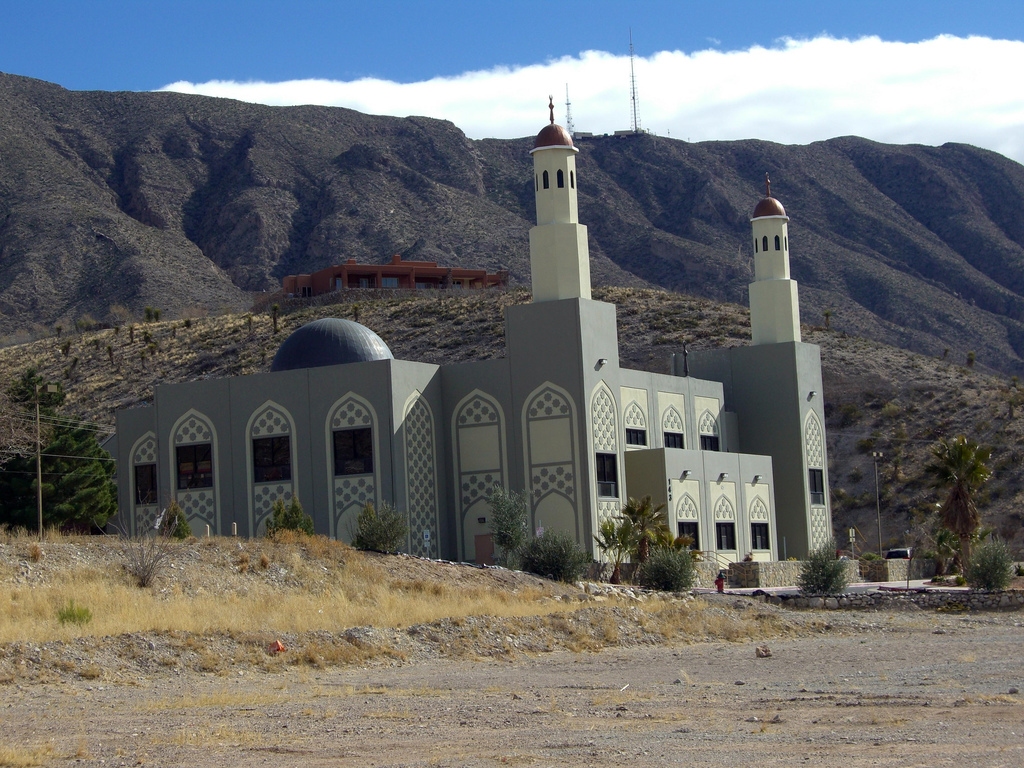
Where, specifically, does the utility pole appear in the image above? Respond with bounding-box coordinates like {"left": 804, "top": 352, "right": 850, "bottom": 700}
{"left": 629, "top": 30, "right": 641, "bottom": 133}
{"left": 872, "top": 451, "right": 884, "bottom": 555}
{"left": 35, "top": 382, "right": 57, "bottom": 539}
{"left": 564, "top": 84, "right": 574, "bottom": 135}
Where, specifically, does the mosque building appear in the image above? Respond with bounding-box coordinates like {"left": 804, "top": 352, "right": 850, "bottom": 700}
{"left": 112, "top": 104, "right": 832, "bottom": 563}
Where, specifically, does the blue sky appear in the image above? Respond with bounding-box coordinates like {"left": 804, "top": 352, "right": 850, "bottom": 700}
{"left": 3, "top": 1, "right": 1024, "bottom": 160}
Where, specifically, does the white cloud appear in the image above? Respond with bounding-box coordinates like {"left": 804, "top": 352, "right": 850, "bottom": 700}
{"left": 161, "top": 35, "right": 1024, "bottom": 164}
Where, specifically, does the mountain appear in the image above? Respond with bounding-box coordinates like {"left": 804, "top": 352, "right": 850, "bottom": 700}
{"left": 3, "top": 72, "right": 1024, "bottom": 376}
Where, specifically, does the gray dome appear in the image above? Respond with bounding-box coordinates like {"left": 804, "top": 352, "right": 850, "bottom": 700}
{"left": 271, "top": 318, "right": 394, "bottom": 372}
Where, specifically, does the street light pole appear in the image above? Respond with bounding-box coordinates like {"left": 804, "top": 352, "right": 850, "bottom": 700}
{"left": 34, "top": 382, "right": 57, "bottom": 540}
{"left": 872, "top": 451, "right": 884, "bottom": 555}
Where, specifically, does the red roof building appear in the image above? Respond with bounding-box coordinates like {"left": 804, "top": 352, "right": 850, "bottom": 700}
{"left": 282, "top": 255, "right": 508, "bottom": 297}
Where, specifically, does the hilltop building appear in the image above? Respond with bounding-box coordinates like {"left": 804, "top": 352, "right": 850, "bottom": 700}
{"left": 281, "top": 255, "right": 508, "bottom": 297}
{"left": 112, "top": 104, "right": 831, "bottom": 562}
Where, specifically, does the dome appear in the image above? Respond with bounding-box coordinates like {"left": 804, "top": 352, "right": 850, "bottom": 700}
{"left": 532, "top": 96, "right": 574, "bottom": 150}
{"left": 271, "top": 318, "right": 394, "bottom": 372}
{"left": 752, "top": 196, "right": 786, "bottom": 218}
{"left": 752, "top": 173, "right": 786, "bottom": 218}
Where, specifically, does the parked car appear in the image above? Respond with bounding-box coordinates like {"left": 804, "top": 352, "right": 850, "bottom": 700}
{"left": 885, "top": 548, "right": 912, "bottom": 559}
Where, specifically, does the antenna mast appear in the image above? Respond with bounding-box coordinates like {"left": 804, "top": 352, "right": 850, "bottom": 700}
{"left": 564, "top": 84, "right": 574, "bottom": 135}
{"left": 629, "top": 29, "right": 641, "bottom": 133}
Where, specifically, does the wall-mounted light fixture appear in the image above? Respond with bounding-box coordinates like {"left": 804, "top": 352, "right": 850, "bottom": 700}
{"left": 596, "top": 358, "right": 608, "bottom": 370}
{"left": 718, "top": 472, "right": 729, "bottom": 482}
{"left": 753, "top": 474, "right": 763, "bottom": 484}
{"left": 681, "top": 469, "right": 692, "bottom": 479}
{"left": 477, "top": 517, "right": 487, "bottom": 524}
{"left": 807, "top": 390, "right": 818, "bottom": 401}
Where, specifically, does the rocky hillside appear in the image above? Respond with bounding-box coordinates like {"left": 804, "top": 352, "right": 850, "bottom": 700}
{"left": 3, "top": 73, "right": 1024, "bottom": 375}
{"left": 0, "top": 288, "right": 1020, "bottom": 554}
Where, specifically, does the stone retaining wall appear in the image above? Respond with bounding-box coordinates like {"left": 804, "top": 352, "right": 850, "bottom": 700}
{"left": 765, "top": 589, "right": 1024, "bottom": 612}
{"left": 728, "top": 560, "right": 860, "bottom": 588}
{"left": 860, "top": 559, "right": 936, "bottom": 582}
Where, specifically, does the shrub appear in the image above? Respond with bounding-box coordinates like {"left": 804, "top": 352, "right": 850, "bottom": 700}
{"left": 119, "top": 532, "right": 175, "bottom": 588}
{"left": 638, "top": 546, "right": 695, "bottom": 592}
{"left": 159, "top": 500, "right": 192, "bottom": 540}
{"left": 967, "top": 537, "right": 1014, "bottom": 590}
{"left": 57, "top": 599, "right": 93, "bottom": 626}
{"left": 860, "top": 551, "right": 880, "bottom": 561}
{"left": 798, "top": 538, "right": 848, "bottom": 596}
{"left": 487, "top": 486, "right": 529, "bottom": 568}
{"left": 352, "top": 501, "right": 407, "bottom": 553}
{"left": 520, "top": 530, "right": 591, "bottom": 583}
{"left": 265, "top": 497, "right": 314, "bottom": 537}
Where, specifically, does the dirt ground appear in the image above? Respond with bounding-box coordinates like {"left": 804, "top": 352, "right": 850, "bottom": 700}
{"left": 3, "top": 603, "right": 1023, "bottom": 768}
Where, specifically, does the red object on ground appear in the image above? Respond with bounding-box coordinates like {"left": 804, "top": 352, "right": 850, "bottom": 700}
{"left": 714, "top": 576, "right": 725, "bottom": 593}
{"left": 269, "top": 640, "right": 286, "bottom": 654}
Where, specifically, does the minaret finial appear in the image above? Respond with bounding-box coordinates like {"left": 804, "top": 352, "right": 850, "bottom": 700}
{"left": 548, "top": 95, "right": 555, "bottom": 124}
{"left": 765, "top": 173, "right": 771, "bottom": 198}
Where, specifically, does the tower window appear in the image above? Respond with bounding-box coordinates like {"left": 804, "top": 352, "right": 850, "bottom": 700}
{"left": 751, "top": 523, "right": 770, "bottom": 550}
{"left": 535, "top": 175, "right": 538, "bottom": 191}
{"left": 557, "top": 169, "right": 564, "bottom": 188}
{"left": 596, "top": 453, "right": 618, "bottom": 497}
{"left": 542, "top": 170, "right": 549, "bottom": 189}
{"left": 754, "top": 238, "right": 758, "bottom": 253}
{"left": 809, "top": 468, "right": 825, "bottom": 505}
{"left": 253, "top": 436, "right": 291, "bottom": 483}
{"left": 762, "top": 235, "right": 768, "bottom": 252}
{"left": 775, "top": 235, "right": 781, "bottom": 250}
{"left": 570, "top": 171, "right": 575, "bottom": 188}
{"left": 785, "top": 236, "right": 788, "bottom": 250}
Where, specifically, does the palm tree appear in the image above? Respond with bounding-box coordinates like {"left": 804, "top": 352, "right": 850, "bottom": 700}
{"left": 619, "top": 495, "right": 669, "bottom": 565}
{"left": 593, "top": 518, "right": 638, "bottom": 584}
{"left": 925, "top": 435, "right": 992, "bottom": 573}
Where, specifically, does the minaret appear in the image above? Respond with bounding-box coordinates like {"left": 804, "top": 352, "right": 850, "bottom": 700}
{"left": 529, "top": 97, "right": 591, "bottom": 303}
{"left": 749, "top": 174, "right": 800, "bottom": 345}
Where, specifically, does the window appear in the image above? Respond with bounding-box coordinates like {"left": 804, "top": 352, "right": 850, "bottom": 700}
{"left": 700, "top": 434, "right": 720, "bottom": 451}
{"left": 300, "top": 286, "right": 312, "bottom": 297}
{"left": 542, "top": 170, "right": 549, "bottom": 189}
{"left": 176, "top": 444, "right": 213, "bottom": 490}
{"left": 381, "top": 276, "right": 399, "bottom": 288}
{"left": 596, "top": 453, "right": 618, "bottom": 497}
{"left": 754, "top": 238, "right": 758, "bottom": 253}
{"left": 357, "top": 277, "right": 373, "bottom": 288}
{"left": 762, "top": 235, "right": 768, "bottom": 252}
{"left": 677, "top": 521, "right": 699, "bottom": 550}
{"left": 716, "top": 522, "right": 736, "bottom": 550}
{"left": 134, "top": 463, "right": 157, "bottom": 505}
{"left": 625, "top": 428, "right": 647, "bottom": 447}
{"left": 751, "top": 523, "right": 770, "bottom": 550}
{"left": 784, "top": 236, "right": 788, "bottom": 250}
{"left": 535, "top": 174, "right": 539, "bottom": 191}
{"left": 557, "top": 169, "right": 564, "bottom": 188}
{"left": 809, "top": 468, "right": 825, "bottom": 505}
{"left": 334, "top": 428, "right": 373, "bottom": 475}
{"left": 664, "top": 432, "right": 684, "bottom": 449}
{"left": 253, "top": 436, "right": 291, "bottom": 483}
{"left": 774, "top": 234, "right": 781, "bottom": 251}
{"left": 570, "top": 170, "right": 575, "bottom": 188}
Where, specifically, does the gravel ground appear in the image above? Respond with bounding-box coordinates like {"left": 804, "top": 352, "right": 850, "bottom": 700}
{"left": 2, "top": 540, "right": 1023, "bottom": 766}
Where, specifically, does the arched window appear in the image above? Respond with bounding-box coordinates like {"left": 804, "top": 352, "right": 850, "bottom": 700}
{"left": 542, "top": 170, "right": 549, "bottom": 189}
{"left": 535, "top": 175, "right": 538, "bottom": 191}
{"left": 775, "top": 235, "right": 781, "bottom": 251}
{"left": 762, "top": 235, "right": 768, "bottom": 252}
{"left": 570, "top": 171, "right": 575, "bottom": 188}
{"left": 754, "top": 238, "right": 758, "bottom": 253}
{"left": 785, "top": 236, "right": 788, "bottom": 251}
{"left": 557, "top": 169, "right": 564, "bottom": 188}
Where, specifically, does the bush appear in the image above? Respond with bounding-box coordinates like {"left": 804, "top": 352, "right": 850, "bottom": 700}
{"left": 159, "top": 500, "right": 192, "bottom": 540}
{"left": 265, "top": 496, "right": 314, "bottom": 537}
{"left": 798, "top": 538, "right": 848, "bottom": 596}
{"left": 968, "top": 537, "right": 1014, "bottom": 590}
{"left": 119, "top": 532, "right": 174, "bottom": 588}
{"left": 57, "top": 599, "right": 92, "bottom": 626}
{"left": 352, "top": 501, "right": 407, "bottom": 553}
{"left": 860, "top": 551, "right": 880, "bottom": 561}
{"left": 520, "top": 530, "right": 591, "bottom": 583}
{"left": 638, "top": 546, "right": 695, "bottom": 592}
{"left": 487, "top": 486, "right": 529, "bottom": 568}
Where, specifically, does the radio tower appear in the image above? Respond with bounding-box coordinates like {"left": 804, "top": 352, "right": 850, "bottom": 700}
{"left": 629, "top": 30, "right": 641, "bottom": 133}
{"left": 564, "top": 84, "right": 574, "bottom": 135}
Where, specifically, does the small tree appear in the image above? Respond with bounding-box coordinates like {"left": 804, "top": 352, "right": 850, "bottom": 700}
{"left": 619, "top": 495, "right": 669, "bottom": 564}
{"left": 265, "top": 496, "right": 314, "bottom": 537}
{"left": 798, "top": 538, "right": 848, "bottom": 596}
{"left": 968, "top": 537, "right": 1013, "bottom": 590}
{"left": 159, "top": 500, "right": 192, "bottom": 540}
{"left": 352, "top": 501, "right": 407, "bottom": 552}
{"left": 925, "top": 435, "right": 992, "bottom": 573}
{"left": 593, "top": 517, "right": 638, "bottom": 584}
{"left": 487, "top": 486, "right": 529, "bottom": 567}
{"left": 520, "top": 530, "right": 590, "bottom": 583}
{"left": 638, "top": 546, "right": 695, "bottom": 592}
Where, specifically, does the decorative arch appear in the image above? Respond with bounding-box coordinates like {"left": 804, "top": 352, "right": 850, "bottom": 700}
{"left": 749, "top": 496, "right": 769, "bottom": 521}
{"left": 804, "top": 412, "right": 824, "bottom": 469}
{"left": 452, "top": 390, "right": 507, "bottom": 561}
{"left": 713, "top": 495, "right": 735, "bottom": 520}
{"left": 698, "top": 410, "right": 719, "bottom": 437}
{"left": 623, "top": 402, "right": 646, "bottom": 430}
{"left": 326, "top": 392, "right": 380, "bottom": 540}
{"left": 168, "top": 409, "right": 219, "bottom": 535}
{"left": 129, "top": 431, "right": 159, "bottom": 536}
{"left": 676, "top": 493, "right": 699, "bottom": 520}
{"left": 404, "top": 391, "right": 439, "bottom": 558}
{"left": 523, "top": 382, "right": 579, "bottom": 538}
{"left": 246, "top": 401, "right": 297, "bottom": 536}
{"left": 662, "top": 405, "right": 684, "bottom": 434}
{"left": 590, "top": 382, "right": 618, "bottom": 524}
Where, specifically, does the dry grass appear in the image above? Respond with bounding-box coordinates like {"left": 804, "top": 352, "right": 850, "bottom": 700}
{"left": 0, "top": 743, "right": 55, "bottom": 767}
{"left": 0, "top": 534, "right": 576, "bottom": 644}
